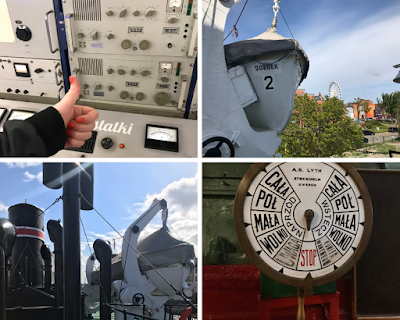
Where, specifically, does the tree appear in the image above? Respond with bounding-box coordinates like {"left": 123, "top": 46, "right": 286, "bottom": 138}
{"left": 377, "top": 91, "right": 400, "bottom": 128}
{"left": 352, "top": 97, "right": 370, "bottom": 121}
{"left": 277, "top": 94, "right": 364, "bottom": 157}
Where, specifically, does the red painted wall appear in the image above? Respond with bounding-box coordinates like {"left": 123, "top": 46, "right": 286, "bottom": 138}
{"left": 203, "top": 265, "right": 353, "bottom": 320}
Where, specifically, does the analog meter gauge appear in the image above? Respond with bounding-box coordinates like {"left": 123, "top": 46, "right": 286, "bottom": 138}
{"left": 234, "top": 163, "right": 373, "bottom": 289}
{"left": 169, "top": 0, "right": 182, "bottom": 7}
{"left": 167, "top": 0, "right": 183, "bottom": 12}
{"left": 144, "top": 124, "right": 179, "bottom": 152}
{"left": 159, "top": 62, "right": 173, "bottom": 74}
{"left": 7, "top": 109, "right": 36, "bottom": 121}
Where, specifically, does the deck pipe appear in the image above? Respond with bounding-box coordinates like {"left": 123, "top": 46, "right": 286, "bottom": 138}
{"left": 43, "top": 163, "right": 94, "bottom": 320}
{"left": 93, "top": 239, "right": 112, "bottom": 320}
{"left": 41, "top": 244, "right": 52, "bottom": 292}
{"left": 47, "top": 219, "right": 63, "bottom": 306}
{"left": 62, "top": 163, "right": 82, "bottom": 320}
{"left": 0, "top": 218, "right": 17, "bottom": 320}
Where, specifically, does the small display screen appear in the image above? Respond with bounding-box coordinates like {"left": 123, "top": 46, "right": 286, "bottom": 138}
{"left": 7, "top": 109, "right": 36, "bottom": 121}
{"left": 163, "top": 27, "right": 180, "bottom": 34}
{"left": 128, "top": 27, "right": 144, "bottom": 34}
{"left": 126, "top": 81, "right": 139, "bottom": 87}
{"left": 15, "top": 64, "right": 28, "bottom": 73}
{"left": 156, "top": 84, "right": 170, "bottom": 89}
{"left": 13, "top": 63, "right": 30, "bottom": 77}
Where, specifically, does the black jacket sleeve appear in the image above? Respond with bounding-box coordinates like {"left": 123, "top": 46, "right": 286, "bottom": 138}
{"left": 0, "top": 107, "right": 67, "bottom": 157}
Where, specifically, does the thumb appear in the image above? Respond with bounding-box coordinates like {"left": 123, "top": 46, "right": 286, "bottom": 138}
{"left": 53, "top": 76, "right": 81, "bottom": 127}
{"left": 61, "top": 76, "right": 81, "bottom": 106}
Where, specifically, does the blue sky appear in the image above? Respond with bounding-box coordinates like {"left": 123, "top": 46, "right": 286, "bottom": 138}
{"left": 0, "top": 162, "right": 198, "bottom": 283}
{"left": 224, "top": 0, "right": 400, "bottom": 104}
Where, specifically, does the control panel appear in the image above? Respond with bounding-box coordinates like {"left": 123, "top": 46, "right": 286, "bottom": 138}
{"left": 62, "top": 0, "right": 197, "bottom": 58}
{"left": 0, "top": 99, "right": 197, "bottom": 157}
{"left": 0, "top": 0, "right": 60, "bottom": 60}
{"left": 62, "top": 0, "right": 197, "bottom": 112}
{"left": 71, "top": 54, "right": 192, "bottom": 108}
{"left": 0, "top": 57, "right": 65, "bottom": 99}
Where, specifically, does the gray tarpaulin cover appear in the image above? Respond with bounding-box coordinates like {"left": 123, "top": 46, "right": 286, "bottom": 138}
{"left": 90, "top": 226, "right": 195, "bottom": 285}
{"left": 224, "top": 30, "right": 309, "bottom": 84}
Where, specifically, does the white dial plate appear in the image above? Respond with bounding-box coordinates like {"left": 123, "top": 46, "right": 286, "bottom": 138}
{"left": 8, "top": 110, "right": 35, "bottom": 121}
{"left": 243, "top": 163, "right": 365, "bottom": 280}
{"left": 147, "top": 126, "right": 177, "bottom": 142}
{"left": 168, "top": 0, "right": 182, "bottom": 7}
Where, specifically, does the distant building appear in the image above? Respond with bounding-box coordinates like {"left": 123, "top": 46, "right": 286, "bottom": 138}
{"left": 353, "top": 100, "right": 375, "bottom": 119}
{"left": 295, "top": 89, "right": 325, "bottom": 105}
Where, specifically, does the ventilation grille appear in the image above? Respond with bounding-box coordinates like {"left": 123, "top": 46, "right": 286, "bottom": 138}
{"left": 78, "top": 58, "right": 103, "bottom": 76}
{"left": 72, "top": 0, "right": 101, "bottom": 21}
{"left": 65, "top": 131, "right": 97, "bottom": 154}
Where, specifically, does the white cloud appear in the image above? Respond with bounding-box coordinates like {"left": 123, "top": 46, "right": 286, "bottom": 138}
{"left": 297, "top": 5, "right": 400, "bottom": 103}
{"left": 23, "top": 171, "right": 43, "bottom": 183}
{"left": 7, "top": 162, "right": 41, "bottom": 169}
{"left": 125, "top": 173, "right": 198, "bottom": 254}
{"left": 0, "top": 202, "right": 9, "bottom": 218}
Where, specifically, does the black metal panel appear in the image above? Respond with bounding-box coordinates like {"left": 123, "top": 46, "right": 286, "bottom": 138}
{"left": 355, "top": 169, "right": 400, "bottom": 317}
{"left": 65, "top": 131, "right": 97, "bottom": 154}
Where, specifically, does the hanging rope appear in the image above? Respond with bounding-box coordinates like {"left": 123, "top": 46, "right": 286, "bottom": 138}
{"left": 223, "top": 0, "right": 249, "bottom": 41}
{"left": 280, "top": 8, "right": 294, "bottom": 39}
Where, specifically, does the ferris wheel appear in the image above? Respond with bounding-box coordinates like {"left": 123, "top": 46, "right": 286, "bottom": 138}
{"left": 328, "top": 81, "right": 342, "bottom": 100}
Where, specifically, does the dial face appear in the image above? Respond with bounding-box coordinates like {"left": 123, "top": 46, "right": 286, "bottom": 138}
{"left": 160, "top": 62, "right": 173, "bottom": 70}
{"left": 234, "top": 163, "right": 373, "bottom": 287}
{"left": 8, "top": 110, "right": 35, "bottom": 121}
{"left": 147, "top": 126, "right": 177, "bottom": 142}
{"left": 168, "top": 0, "right": 182, "bottom": 7}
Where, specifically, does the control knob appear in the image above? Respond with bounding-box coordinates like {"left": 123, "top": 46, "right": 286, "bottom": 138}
{"left": 146, "top": 9, "right": 156, "bottom": 17}
{"left": 139, "top": 40, "right": 149, "bottom": 50}
{"left": 121, "top": 39, "right": 131, "bottom": 49}
{"left": 107, "top": 33, "right": 114, "bottom": 39}
{"left": 107, "top": 68, "right": 114, "bottom": 74}
{"left": 106, "top": 10, "right": 113, "bottom": 16}
{"left": 133, "top": 10, "right": 140, "bottom": 16}
{"left": 136, "top": 92, "right": 145, "bottom": 101}
{"left": 95, "top": 84, "right": 102, "bottom": 90}
{"left": 168, "top": 17, "right": 178, "bottom": 24}
{"left": 108, "top": 86, "right": 114, "bottom": 91}
{"left": 141, "top": 70, "right": 150, "bottom": 76}
{"left": 119, "top": 9, "right": 127, "bottom": 17}
{"left": 120, "top": 91, "right": 129, "bottom": 99}
{"left": 91, "top": 31, "right": 99, "bottom": 40}
{"left": 83, "top": 84, "right": 89, "bottom": 89}
{"left": 130, "top": 70, "right": 136, "bottom": 76}
{"left": 78, "top": 33, "right": 84, "bottom": 38}
{"left": 16, "top": 25, "right": 32, "bottom": 41}
{"left": 118, "top": 69, "right": 126, "bottom": 75}
{"left": 154, "top": 92, "right": 171, "bottom": 106}
{"left": 101, "top": 138, "right": 113, "bottom": 149}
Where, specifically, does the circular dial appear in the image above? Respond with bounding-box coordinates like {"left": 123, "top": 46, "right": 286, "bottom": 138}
{"left": 147, "top": 127, "right": 177, "bottom": 142}
{"left": 234, "top": 163, "right": 372, "bottom": 287}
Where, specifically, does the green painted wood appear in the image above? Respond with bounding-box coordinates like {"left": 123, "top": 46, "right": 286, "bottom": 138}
{"left": 260, "top": 273, "right": 336, "bottom": 299}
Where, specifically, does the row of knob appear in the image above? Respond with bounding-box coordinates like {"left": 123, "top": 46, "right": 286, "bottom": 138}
{"left": 82, "top": 87, "right": 173, "bottom": 106}
{"left": 77, "top": 33, "right": 151, "bottom": 51}
{"left": 6, "top": 88, "right": 29, "bottom": 94}
{"left": 105, "top": 9, "right": 158, "bottom": 18}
